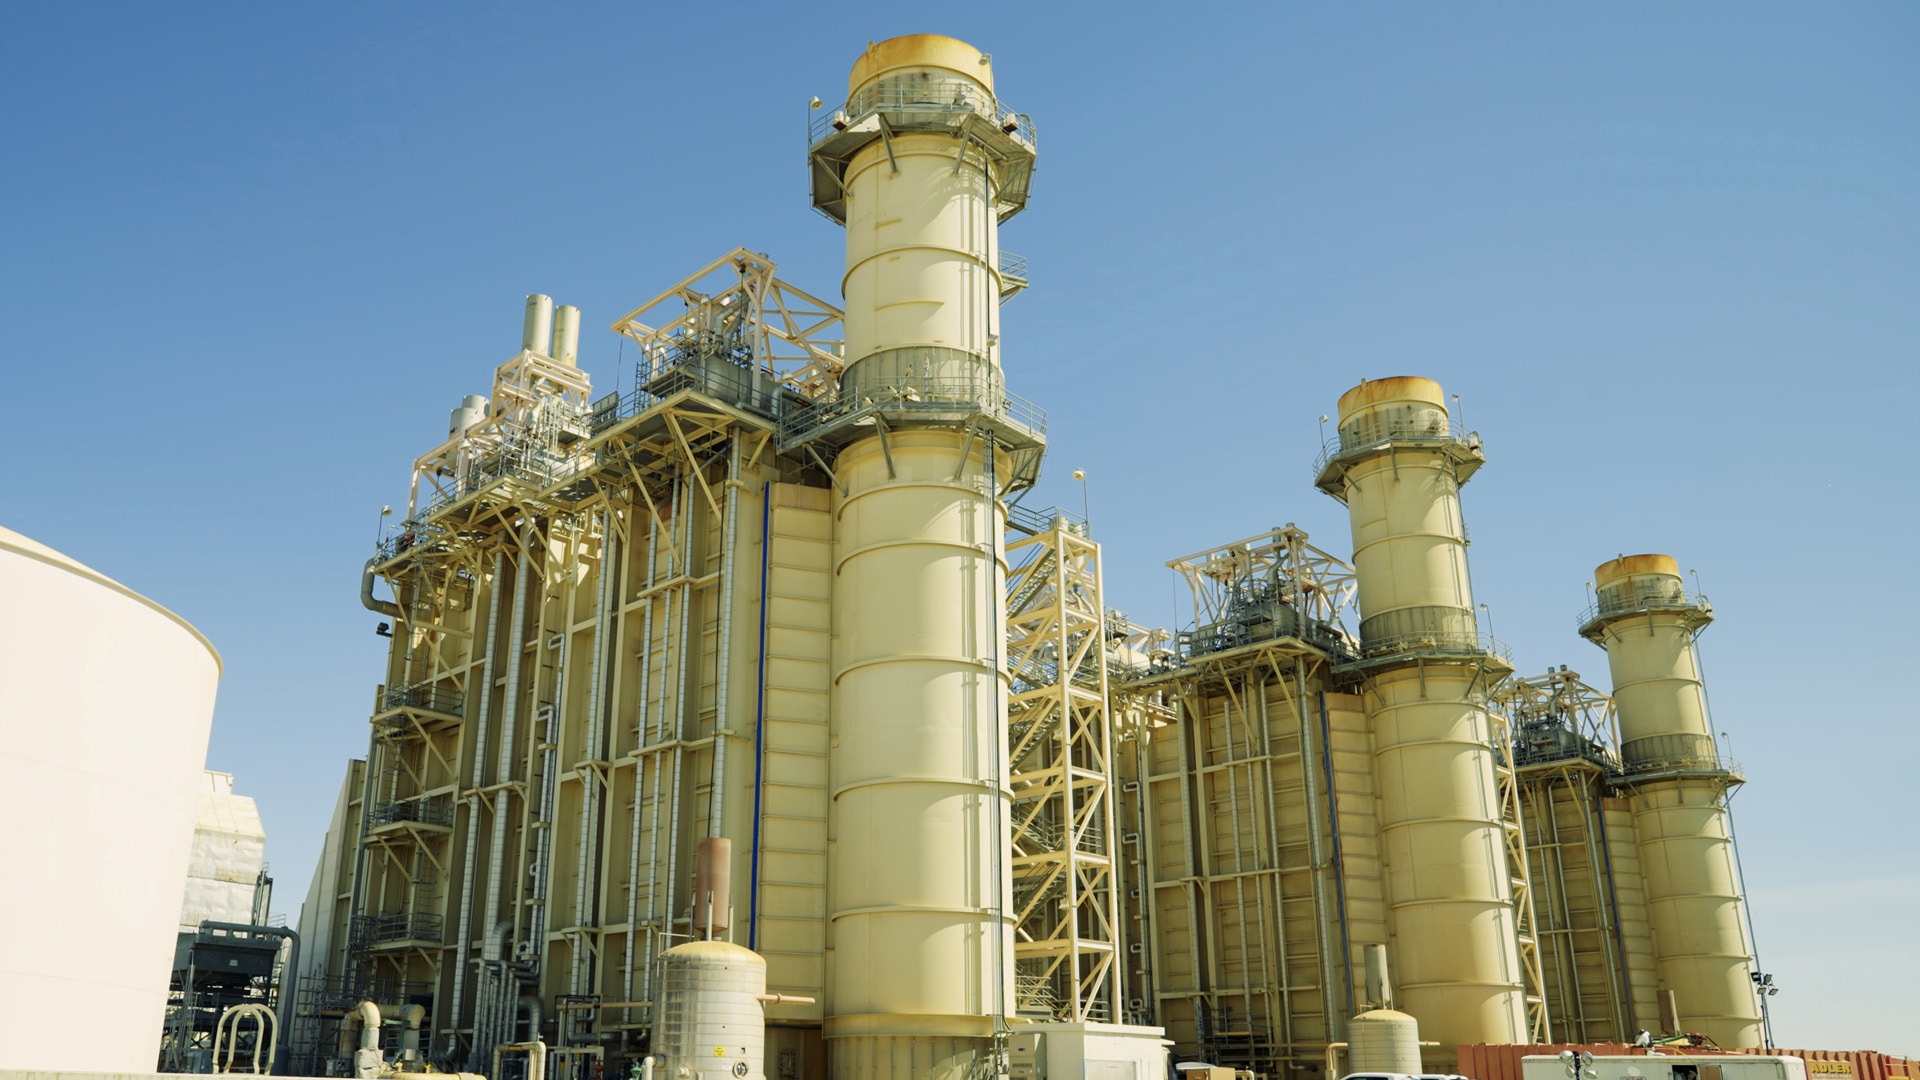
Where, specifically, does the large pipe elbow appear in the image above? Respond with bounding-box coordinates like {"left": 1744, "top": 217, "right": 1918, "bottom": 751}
{"left": 519, "top": 994, "right": 543, "bottom": 1042}
{"left": 362, "top": 559, "right": 402, "bottom": 618}
{"left": 399, "top": 1003, "right": 426, "bottom": 1054}
{"left": 354, "top": 1001, "right": 382, "bottom": 1050}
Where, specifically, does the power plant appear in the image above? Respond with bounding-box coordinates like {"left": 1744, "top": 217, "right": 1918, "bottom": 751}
{"left": 3, "top": 29, "right": 1905, "bottom": 1080}
{"left": 278, "top": 34, "right": 1783, "bottom": 1080}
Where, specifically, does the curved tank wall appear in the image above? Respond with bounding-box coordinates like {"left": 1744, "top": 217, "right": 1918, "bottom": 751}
{"left": 0, "top": 525, "right": 222, "bottom": 1073}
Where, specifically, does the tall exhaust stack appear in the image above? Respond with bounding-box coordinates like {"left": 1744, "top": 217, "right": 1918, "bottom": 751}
{"left": 1315, "top": 377, "right": 1530, "bottom": 1057}
{"left": 804, "top": 33, "right": 1038, "bottom": 1080}
{"left": 1581, "top": 555, "right": 1761, "bottom": 1048}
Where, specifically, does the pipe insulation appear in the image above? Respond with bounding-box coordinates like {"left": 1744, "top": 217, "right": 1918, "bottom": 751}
{"left": 450, "top": 550, "right": 506, "bottom": 1044}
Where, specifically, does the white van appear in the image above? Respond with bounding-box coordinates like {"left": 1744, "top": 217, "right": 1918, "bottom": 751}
{"left": 1520, "top": 1055, "right": 1808, "bottom": 1080}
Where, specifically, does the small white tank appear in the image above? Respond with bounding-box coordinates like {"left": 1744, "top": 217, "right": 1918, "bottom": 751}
{"left": 651, "top": 941, "right": 767, "bottom": 1080}
{"left": 1348, "top": 1008, "right": 1421, "bottom": 1074}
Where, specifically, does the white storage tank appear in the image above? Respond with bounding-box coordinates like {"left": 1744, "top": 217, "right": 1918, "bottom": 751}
{"left": 1348, "top": 1009, "right": 1421, "bottom": 1074}
{"left": 0, "top": 525, "right": 222, "bottom": 1072}
{"left": 651, "top": 941, "right": 768, "bottom": 1080}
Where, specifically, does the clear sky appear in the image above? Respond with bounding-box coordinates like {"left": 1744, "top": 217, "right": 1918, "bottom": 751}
{"left": 3, "top": 1, "right": 1914, "bottom": 1055}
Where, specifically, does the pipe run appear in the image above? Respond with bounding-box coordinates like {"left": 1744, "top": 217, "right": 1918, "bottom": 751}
{"left": 400, "top": 1003, "right": 426, "bottom": 1057}
{"left": 361, "top": 559, "right": 402, "bottom": 619}
{"left": 710, "top": 439, "right": 742, "bottom": 837}
{"left": 748, "top": 481, "right": 772, "bottom": 949}
{"left": 212, "top": 1003, "right": 278, "bottom": 1075}
{"left": 449, "top": 550, "right": 506, "bottom": 1045}
{"left": 495, "top": 1041, "right": 548, "bottom": 1080}
{"left": 340, "top": 1000, "right": 381, "bottom": 1065}
{"left": 521, "top": 994, "right": 544, "bottom": 1044}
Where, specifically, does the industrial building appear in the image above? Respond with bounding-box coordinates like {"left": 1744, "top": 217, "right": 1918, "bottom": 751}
{"left": 296, "top": 33, "right": 1774, "bottom": 1080}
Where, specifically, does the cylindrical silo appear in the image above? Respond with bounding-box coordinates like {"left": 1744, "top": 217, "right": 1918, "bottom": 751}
{"left": 651, "top": 941, "right": 769, "bottom": 1080}
{"left": 0, "top": 525, "right": 222, "bottom": 1072}
{"left": 1313, "top": 377, "right": 1529, "bottom": 1056}
{"left": 812, "top": 34, "right": 1032, "bottom": 1080}
{"left": 1579, "top": 555, "right": 1761, "bottom": 1048}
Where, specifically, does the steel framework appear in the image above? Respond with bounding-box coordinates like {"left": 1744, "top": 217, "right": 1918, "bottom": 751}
{"left": 1003, "top": 513, "right": 1121, "bottom": 1022}
{"left": 324, "top": 255, "right": 846, "bottom": 1076}
{"left": 1488, "top": 708, "right": 1552, "bottom": 1044}
{"left": 1492, "top": 669, "right": 1651, "bottom": 1043}
{"left": 610, "top": 247, "right": 845, "bottom": 404}
{"left": 1168, "top": 525, "right": 1356, "bottom": 660}
{"left": 1112, "top": 525, "right": 1369, "bottom": 1077}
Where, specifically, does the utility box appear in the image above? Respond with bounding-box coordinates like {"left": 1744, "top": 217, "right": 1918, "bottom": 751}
{"left": 1009, "top": 1022, "right": 1172, "bottom": 1080}
{"left": 1521, "top": 1057, "right": 1809, "bottom": 1080}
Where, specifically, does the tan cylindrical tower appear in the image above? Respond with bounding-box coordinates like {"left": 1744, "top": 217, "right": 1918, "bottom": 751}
{"left": 808, "top": 35, "right": 1036, "bottom": 1080}
{"left": 1580, "top": 555, "right": 1761, "bottom": 1048}
{"left": 1315, "top": 377, "right": 1529, "bottom": 1056}
{"left": 551, "top": 304, "right": 581, "bottom": 366}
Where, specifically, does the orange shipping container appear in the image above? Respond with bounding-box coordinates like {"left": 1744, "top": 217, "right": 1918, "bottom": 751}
{"left": 1455, "top": 1045, "right": 1916, "bottom": 1080}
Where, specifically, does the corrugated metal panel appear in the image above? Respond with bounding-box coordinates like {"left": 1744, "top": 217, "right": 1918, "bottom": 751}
{"left": 1455, "top": 1044, "right": 1920, "bottom": 1080}
{"left": 754, "top": 482, "right": 832, "bottom": 1016}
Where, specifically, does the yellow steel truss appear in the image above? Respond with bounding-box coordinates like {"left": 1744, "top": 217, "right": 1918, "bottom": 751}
{"left": 1003, "top": 521, "right": 1119, "bottom": 1022}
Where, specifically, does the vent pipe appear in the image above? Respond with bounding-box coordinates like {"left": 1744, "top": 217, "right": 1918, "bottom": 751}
{"left": 1363, "top": 943, "right": 1393, "bottom": 1011}
{"left": 522, "top": 294, "right": 555, "bottom": 355}
{"left": 552, "top": 305, "right": 581, "bottom": 366}
{"left": 449, "top": 394, "right": 489, "bottom": 438}
{"left": 693, "top": 836, "right": 731, "bottom": 939}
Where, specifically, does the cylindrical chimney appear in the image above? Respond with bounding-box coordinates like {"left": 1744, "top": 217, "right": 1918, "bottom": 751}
{"left": 522, "top": 294, "right": 555, "bottom": 355}
{"left": 837, "top": 35, "right": 1003, "bottom": 403}
{"left": 813, "top": 34, "right": 1034, "bottom": 1080}
{"left": 552, "top": 305, "right": 581, "bottom": 367}
{"left": 1315, "top": 376, "right": 1529, "bottom": 1060}
{"left": 1582, "top": 555, "right": 1761, "bottom": 1048}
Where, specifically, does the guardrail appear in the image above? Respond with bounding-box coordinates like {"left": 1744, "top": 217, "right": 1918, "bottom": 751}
{"left": 382, "top": 683, "right": 464, "bottom": 716}
{"left": 369, "top": 798, "right": 455, "bottom": 829}
{"left": 350, "top": 912, "right": 443, "bottom": 948}
{"left": 1007, "top": 503, "right": 1085, "bottom": 537}
{"left": 779, "top": 375, "right": 1045, "bottom": 448}
{"left": 419, "top": 440, "right": 586, "bottom": 520}
{"left": 1577, "top": 589, "right": 1711, "bottom": 631}
{"left": 1352, "top": 627, "right": 1515, "bottom": 666}
{"left": 1313, "top": 430, "right": 1483, "bottom": 478}
{"left": 809, "top": 74, "right": 1036, "bottom": 149}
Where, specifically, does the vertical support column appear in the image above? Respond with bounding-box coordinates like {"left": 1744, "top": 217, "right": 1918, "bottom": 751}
{"left": 1315, "top": 377, "right": 1529, "bottom": 1057}
{"left": 1580, "top": 555, "right": 1760, "bottom": 1048}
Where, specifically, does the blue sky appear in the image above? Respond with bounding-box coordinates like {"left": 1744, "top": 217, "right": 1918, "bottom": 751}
{"left": 3, "top": 2, "right": 1914, "bottom": 1054}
